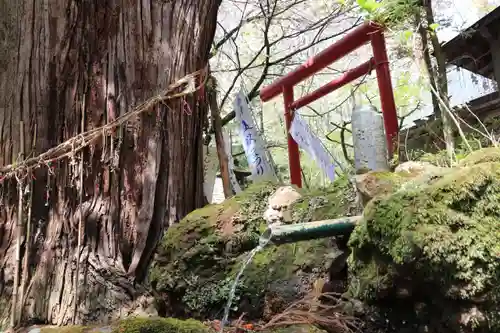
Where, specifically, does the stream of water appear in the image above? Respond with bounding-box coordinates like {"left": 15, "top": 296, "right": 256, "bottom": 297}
{"left": 219, "top": 231, "right": 272, "bottom": 332}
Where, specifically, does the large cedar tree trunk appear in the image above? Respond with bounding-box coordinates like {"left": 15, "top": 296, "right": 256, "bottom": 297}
{"left": 0, "top": 0, "right": 221, "bottom": 326}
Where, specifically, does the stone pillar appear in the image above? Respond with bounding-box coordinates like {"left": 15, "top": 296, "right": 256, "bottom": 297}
{"left": 351, "top": 105, "right": 390, "bottom": 172}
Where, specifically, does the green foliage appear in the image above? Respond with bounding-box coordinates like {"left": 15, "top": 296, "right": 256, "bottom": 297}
{"left": 357, "top": 0, "right": 421, "bottom": 28}
{"left": 428, "top": 23, "right": 439, "bottom": 31}
{"left": 409, "top": 132, "right": 495, "bottom": 167}
{"left": 356, "top": 0, "right": 382, "bottom": 13}
{"left": 416, "top": 149, "right": 464, "bottom": 167}
{"left": 402, "top": 29, "right": 413, "bottom": 40}
{"left": 348, "top": 152, "right": 500, "bottom": 330}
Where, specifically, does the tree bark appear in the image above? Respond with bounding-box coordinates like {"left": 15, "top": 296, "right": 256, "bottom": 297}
{"left": 415, "top": 2, "right": 455, "bottom": 161}
{"left": 0, "top": 0, "right": 221, "bottom": 326}
{"left": 207, "top": 76, "right": 233, "bottom": 199}
{"left": 422, "top": 0, "right": 455, "bottom": 160}
{"left": 416, "top": 11, "right": 440, "bottom": 119}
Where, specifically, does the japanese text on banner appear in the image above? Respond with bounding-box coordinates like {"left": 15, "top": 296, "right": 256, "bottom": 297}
{"left": 289, "top": 113, "right": 335, "bottom": 181}
{"left": 233, "top": 90, "right": 276, "bottom": 181}
{"left": 202, "top": 146, "right": 219, "bottom": 203}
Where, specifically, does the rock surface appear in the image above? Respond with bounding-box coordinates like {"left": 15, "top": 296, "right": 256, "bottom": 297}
{"left": 349, "top": 155, "right": 500, "bottom": 332}
{"left": 354, "top": 160, "right": 446, "bottom": 206}
{"left": 263, "top": 185, "right": 302, "bottom": 225}
{"left": 150, "top": 178, "right": 358, "bottom": 320}
{"left": 31, "top": 149, "right": 500, "bottom": 333}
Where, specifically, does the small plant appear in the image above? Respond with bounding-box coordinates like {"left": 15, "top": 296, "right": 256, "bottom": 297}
{"left": 357, "top": 0, "right": 421, "bottom": 28}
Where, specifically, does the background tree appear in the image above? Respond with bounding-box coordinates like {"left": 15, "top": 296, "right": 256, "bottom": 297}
{"left": 211, "top": 0, "right": 500, "bottom": 185}
{"left": 354, "top": 0, "right": 457, "bottom": 160}
{"left": 210, "top": 0, "right": 434, "bottom": 185}
{"left": 0, "top": 0, "right": 221, "bottom": 326}
{"left": 210, "top": 0, "right": 367, "bottom": 186}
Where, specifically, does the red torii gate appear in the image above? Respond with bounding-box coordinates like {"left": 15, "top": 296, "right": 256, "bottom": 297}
{"left": 259, "top": 22, "right": 398, "bottom": 188}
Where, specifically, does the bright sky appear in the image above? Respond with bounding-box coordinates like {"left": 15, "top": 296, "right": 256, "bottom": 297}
{"left": 439, "top": 0, "right": 500, "bottom": 42}
{"left": 402, "top": 0, "right": 500, "bottom": 126}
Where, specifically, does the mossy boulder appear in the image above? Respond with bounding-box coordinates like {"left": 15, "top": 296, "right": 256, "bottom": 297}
{"left": 354, "top": 171, "right": 414, "bottom": 205}
{"left": 354, "top": 162, "right": 444, "bottom": 206}
{"left": 348, "top": 161, "right": 500, "bottom": 332}
{"left": 150, "top": 178, "right": 357, "bottom": 320}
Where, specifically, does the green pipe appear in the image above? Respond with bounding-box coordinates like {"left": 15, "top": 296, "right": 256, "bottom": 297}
{"left": 263, "top": 216, "right": 361, "bottom": 245}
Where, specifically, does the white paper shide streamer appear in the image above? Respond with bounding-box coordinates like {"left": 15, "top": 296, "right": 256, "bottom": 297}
{"left": 234, "top": 90, "right": 276, "bottom": 181}
{"left": 290, "top": 113, "right": 335, "bottom": 181}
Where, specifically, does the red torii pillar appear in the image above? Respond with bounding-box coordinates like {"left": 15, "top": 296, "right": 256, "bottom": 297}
{"left": 259, "top": 22, "right": 398, "bottom": 188}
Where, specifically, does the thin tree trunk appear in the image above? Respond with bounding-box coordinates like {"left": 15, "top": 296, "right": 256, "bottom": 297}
{"left": 416, "top": 12, "right": 440, "bottom": 119}
{"left": 416, "top": 2, "right": 454, "bottom": 160}
{"left": 423, "top": 0, "right": 455, "bottom": 160}
{"left": 207, "top": 76, "right": 233, "bottom": 198}
{"left": 0, "top": 0, "right": 221, "bottom": 326}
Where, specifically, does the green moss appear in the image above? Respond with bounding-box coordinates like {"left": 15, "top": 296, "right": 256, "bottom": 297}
{"left": 292, "top": 175, "right": 356, "bottom": 221}
{"left": 348, "top": 161, "right": 500, "bottom": 330}
{"left": 239, "top": 237, "right": 332, "bottom": 309}
{"left": 112, "top": 317, "right": 211, "bottom": 333}
{"left": 151, "top": 177, "right": 357, "bottom": 319}
{"left": 459, "top": 147, "right": 500, "bottom": 166}
{"left": 150, "top": 181, "right": 281, "bottom": 318}
{"left": 37, "top": 318, "right": 211, "bottom": 333}
{"left": 41, "top": 327, "right": 87, "bottom": 333}
{"left": 355, "top": 170, "right": 420, "bottom": 205}
{"left": 239, "top": 177, "right": 357, "bottom": 309}
{"left": 36, "top": 321, "right": 328, "bottom": 333}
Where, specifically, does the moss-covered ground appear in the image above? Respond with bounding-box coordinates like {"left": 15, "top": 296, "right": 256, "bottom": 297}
{"left": 37, "top": 319, "right": 326, "bottom": 333}
{"left": 37, "top": 318, "right": 211, "bottom": 333}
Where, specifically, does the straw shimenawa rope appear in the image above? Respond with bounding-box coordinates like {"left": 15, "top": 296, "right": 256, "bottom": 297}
{"left": 0, "top": 66, "right": 207, "bottom": 180}
{"left": 258, "top": 293, "right": 361, "bottom": 333}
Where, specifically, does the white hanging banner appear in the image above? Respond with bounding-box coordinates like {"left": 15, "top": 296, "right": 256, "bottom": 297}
{"left": 202, "top": 146, "right": 219, "bottom": 203}
{"left": 223, "top": 131, "right": 242, "bottom": 194}
{"left": 233, "top": 90, "right": 276, "bottom": 181}
{"left": 290, "top": 112, "right": 336, "bottom": 181}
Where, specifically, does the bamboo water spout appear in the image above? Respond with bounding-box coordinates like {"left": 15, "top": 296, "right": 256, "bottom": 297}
{"left": 263, "top": 216, "right": 361, "bottom": 245}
